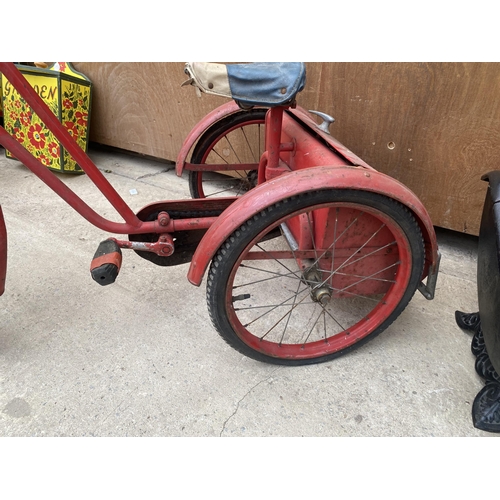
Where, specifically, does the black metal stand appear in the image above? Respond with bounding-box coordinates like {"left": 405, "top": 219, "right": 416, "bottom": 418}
{"left": 456, "top": 311, "right": 500, "bottom": 432}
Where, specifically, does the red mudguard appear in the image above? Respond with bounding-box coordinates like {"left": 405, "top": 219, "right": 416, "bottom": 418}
{"left": 175, "top": 101, "right": 378, "bottom": 179}
{"left": 187, "top": 165, "right": 439, "bottom": 287}
{"left": 175, "top": 101, "right": 243, "bottom": 177}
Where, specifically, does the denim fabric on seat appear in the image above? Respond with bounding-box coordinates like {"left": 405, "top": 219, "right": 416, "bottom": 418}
{"left": 226, "top": 62, "right": 306, "bottom": 107}
{"left": 184, "top": 62, "right": 306, "bottom": 107}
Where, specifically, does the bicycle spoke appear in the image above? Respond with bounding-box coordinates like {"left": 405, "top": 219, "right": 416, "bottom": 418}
{"left": 325, "top": 270, "right": 396, "bottom": 284}
{"left": 335, "top": 222, "right": 386, "bottom": 273}
{"left": 324, "top": 287, "right": 382, "bottom": 302}
{"left": 330, "top": 207, "right": 339, "bottom": 276}
{"left": 210, "top": 135, "right": 246, "bottom": 178}
{"left": 223, "top": 134, "right": 243, "bottom": 165}
{"left": 246, "top": 289, "right": 310, "bottom": 332}
{"left": 336, "top": 240, "right": 398, "bottom": 271}
{"left": 234, "top": 300, "right": 320, "bottom": 312}
{"left": 314, "top": 222, "right": 390, "bottom": 290}
{"left": 205, "top": 186, "right": 245, "bottom": 197}
{"left": 338, "top": 261, "right": 400, "bottom": 294}
{"left": 278, "top": 277, "right": 304, "bottom": 345}
{"left": 240, "top": 124, "right": 260, "bottom": 163}
{"left": 252, "top": 242, "right": 303, "bottom": 280}
{"left": 306, "top": 211, "right": 318, "bottom": 262}
{"left": 301, "top": 306, "right": 326, "bottom": 346}
{"left": 319, "top": 302, "right": 347, "bottom": 331}
{"left": 234, "top": 265, "right": 303, "bottom": 288}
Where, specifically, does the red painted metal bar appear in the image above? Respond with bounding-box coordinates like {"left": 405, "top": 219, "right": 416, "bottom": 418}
{"left": 0, "top": 62, "right": 142, "bottom": 229}
{"left": 266, "top": 106, "right": 284, "bottom": 171}
{"left": 0, "top": 127, "right": 156, "bottom": 235}
{"left": 184, "top": 162, "right": 259, "bottom": 172}
{"left": 0, "top": 206, "right": 7, "bottom": 296}
{"left": 170, "top": 217, "right": 218, "bottom": 232}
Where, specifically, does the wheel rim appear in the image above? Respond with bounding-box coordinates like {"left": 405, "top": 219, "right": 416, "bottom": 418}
{"left": 194, "top": 117, "right": 265, "bottom": 198}
{"left": 224, "top": 201, "right": 414, "bottom": 360}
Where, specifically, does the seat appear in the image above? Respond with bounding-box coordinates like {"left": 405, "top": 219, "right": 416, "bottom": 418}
{"left": 183, "top": 62, "right": 306, "bottom": 107}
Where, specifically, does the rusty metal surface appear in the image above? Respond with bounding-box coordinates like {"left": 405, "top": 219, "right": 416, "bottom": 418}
{"left": 0, "top": 205, "right": 6, "bottom": 296}
{"left": 0, "top": 63, "right": 142, "bottom": 230}
{"left": 187, "top": 165, "right": 439, "bottom": 286}
{"left": 175, "top": 100, "right": 242, "bottom": 176}
{"left": 0, "top": 145, "right": 483, "bottom": 437}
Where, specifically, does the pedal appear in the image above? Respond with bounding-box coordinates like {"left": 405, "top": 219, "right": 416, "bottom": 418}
{"left": 90, "top": 239, "right": 122, "bottom": 286}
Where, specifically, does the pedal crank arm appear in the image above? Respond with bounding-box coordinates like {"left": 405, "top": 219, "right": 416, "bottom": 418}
{"left": 114, "top": 235, "right": 175, "bottom": 257}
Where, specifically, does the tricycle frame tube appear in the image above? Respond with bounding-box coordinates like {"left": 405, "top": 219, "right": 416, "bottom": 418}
{"left": 0, "top": 62, "right": 143, "bottom": 231}
{"left": 183, "top": 162, "right": 259, "bottom": 172}
{"left": 263, "top": 106, "right": 285, "bottom": 182}
{"left": 266, "top": 107, "right": 284, "bottom": 170}
{"left": 0, "top": 127, "right": 156, "bottom": 235}
{"left": 0, "top": 205, "right": 6, "bottom": 296}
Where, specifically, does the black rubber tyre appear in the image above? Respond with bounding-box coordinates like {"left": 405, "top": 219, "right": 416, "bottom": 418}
{"left": 206, "top": 189, "right": 425, "bottom": 365}
{"left": 189, "top": 108, "right": 267, "bottom": 198}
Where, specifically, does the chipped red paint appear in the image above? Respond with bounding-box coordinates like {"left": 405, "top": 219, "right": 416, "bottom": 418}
{"left": 0, "top": 206, "right": 7, "bottom": 296}
{"left": 0, "top": 63, "right": 145, "bottom": 233}
{"left": 187, "top": 166, "right": 439, "bottom": 286}
{"left": 175, "top": 101, "right": 243, "bottom": 176}
{"left": 0, "top": 62, "right": 438, "bottom": 302}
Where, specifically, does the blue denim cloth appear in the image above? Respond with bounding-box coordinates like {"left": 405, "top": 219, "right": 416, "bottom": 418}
{"left": 226, "top": 62, "right": 306, "bottom": 107}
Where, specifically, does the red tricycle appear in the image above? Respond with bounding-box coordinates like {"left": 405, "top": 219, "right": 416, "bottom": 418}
{"left": 0, "top": 62, "right": 440, "bottom": 366}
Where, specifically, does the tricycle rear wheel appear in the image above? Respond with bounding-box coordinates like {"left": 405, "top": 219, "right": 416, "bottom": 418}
{"left": 206, "top": 189, "right": 425, "bottom": 365}
{"left": 189, "top": 108, "right": 266, "bottom": 198}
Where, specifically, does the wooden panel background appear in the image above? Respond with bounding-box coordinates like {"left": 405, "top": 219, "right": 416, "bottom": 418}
{"left": 73, "top": 62, "right": 500, "bottom": 236}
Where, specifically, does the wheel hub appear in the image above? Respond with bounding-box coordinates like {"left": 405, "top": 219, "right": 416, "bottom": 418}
{"left": 303, "top": 266, "right": 332, "bottom": 305}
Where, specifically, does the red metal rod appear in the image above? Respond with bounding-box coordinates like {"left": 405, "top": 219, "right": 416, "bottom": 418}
{"left": 0, "top": 62, "right": 142, "bottom": 228}
{"left": 0, "top": 127, "right": 156, "bottom": 235}
{"left": 0, "top": 205, "right": 7, "bottom": 296}
{"left": 184, "top": 162, "right": 259, "bottom": 172}
{"left": 266, "top": 106, "right": 284, "bottom": 170}
{"left": 170, "top": 217, "right": 218, "bottom": 232}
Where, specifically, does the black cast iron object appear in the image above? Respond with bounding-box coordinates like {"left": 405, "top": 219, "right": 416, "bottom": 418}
{"left": 477, "top": 171, "right": 500, "bottom": 375}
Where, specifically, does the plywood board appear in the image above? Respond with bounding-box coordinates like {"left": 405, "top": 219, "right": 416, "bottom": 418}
{"left": 71, "top": 62, "right": 500, "bottom": 235}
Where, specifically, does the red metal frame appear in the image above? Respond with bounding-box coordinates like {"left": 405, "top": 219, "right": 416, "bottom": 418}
{"left": 0, "top": 63, "right": 154, "bottom": 235}
{"left": 0, "top": 205, "right": 7, "bottom": 296}
{"left": 288, "top": 107, "right": 376, "bottom": 170}
{"left": 0, "top": 62, "right": 240, "bottom": 289}
{"left": 0, "top": 62, "right": 439, "bottom": 296}
{"left": 186, "top": 165, "right": 439, "bottom": 286}
{"left": 185, "top": 106, "right": 439, "bottom": 286}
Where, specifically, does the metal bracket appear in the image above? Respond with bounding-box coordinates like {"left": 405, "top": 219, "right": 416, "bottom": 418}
{"left": 418, "top": 250, "right": 441, "bottom": 300}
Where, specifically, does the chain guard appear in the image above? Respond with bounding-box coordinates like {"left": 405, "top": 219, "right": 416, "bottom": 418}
{"left": 129, "top": 199, "right": 233, "bottom": 266}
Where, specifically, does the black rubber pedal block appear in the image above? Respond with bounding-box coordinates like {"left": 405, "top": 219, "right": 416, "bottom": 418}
{"left": 90, "top": 239, "right": 122, "bottom": 286}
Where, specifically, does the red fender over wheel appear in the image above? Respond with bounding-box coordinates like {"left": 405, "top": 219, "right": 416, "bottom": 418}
{"left": 187, "top": 165, "right": 439, "bottom": 286}
{"left": 175, "top": 101, "right": 318, "bottom": 179}
{"left": 175, "top": 101, "right": 243, "bottom": 177}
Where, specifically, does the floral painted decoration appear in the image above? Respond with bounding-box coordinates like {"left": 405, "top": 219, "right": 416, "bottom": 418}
{"left": 1, "top": 62, "right": 91, "bottom": 173}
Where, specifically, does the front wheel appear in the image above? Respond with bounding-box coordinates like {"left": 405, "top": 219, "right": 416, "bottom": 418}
{"left": 206, "top": 189, "right": 425, "bottom": 365}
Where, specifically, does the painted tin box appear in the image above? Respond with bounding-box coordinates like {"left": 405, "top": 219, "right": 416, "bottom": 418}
{"left": 1, "top": 62, "right": 92, "bottom": 173}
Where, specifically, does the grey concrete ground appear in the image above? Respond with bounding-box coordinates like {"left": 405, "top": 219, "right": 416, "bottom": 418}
{"left": 0, "top": 146, "right": 496, "bottom": 437}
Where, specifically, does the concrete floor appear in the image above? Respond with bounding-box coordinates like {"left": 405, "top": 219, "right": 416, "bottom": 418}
{"left": 0, "top": 146, "right": 496, "bottom": 437}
